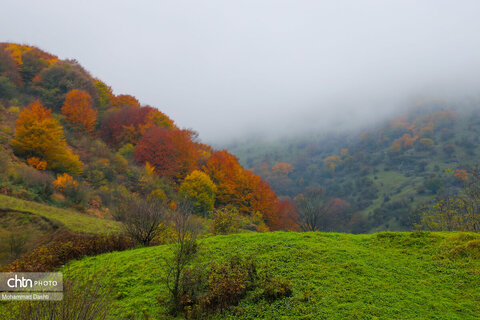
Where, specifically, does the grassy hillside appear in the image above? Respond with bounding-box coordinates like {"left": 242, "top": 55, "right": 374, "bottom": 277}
{"left": 0, "top": 194, "right": 122, "bottom": 265}
{"left": 0, "top": 194, "right": 121, "bottom": 234}
{"left": 56, "top": 231, "right": 480, "bottom": 319}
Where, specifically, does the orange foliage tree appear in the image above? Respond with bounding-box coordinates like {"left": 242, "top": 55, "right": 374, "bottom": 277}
{"left": 236, "top": 170, "right": 279, "bottom": 228}
{"left": 27, "top": 157, "right": 47, "bottom": 170}
{"left": 272, "top": 162, "right": 293, "bottom": 176}
{"left": 203, "top": 150, "right": 280, "bottom": 229}
{"left": 52, "top": 173, "right": 78, "bottom": 192}
{"left": 454, "top": 169, "right": 468, "bottom": 182}
{"left": 11, "top": 100, "right": 82, "bottom": 174}
{"left": 389, "top": 134, "right": 418, "bottom": 153}
{"left": 134, "top": 127, "right": 198, "bottom": 182}
{"left": 401, "top": 134, "right": 417, "bottom": 149}
{"left": 110, "top": 94, "right": 140, "bottom": 108}
{"left": 143, "top": 107, "right": 176, "bottom": 130}
{"left": 202, "top": 150, "right": 243, "bottom": 207}
{"left": 61, "top": 89, "right": 97, "bottom": 133}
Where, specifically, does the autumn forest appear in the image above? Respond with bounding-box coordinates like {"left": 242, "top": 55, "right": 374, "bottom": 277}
{"left": 0, "top": 40, "right": 479, "bottom": 319}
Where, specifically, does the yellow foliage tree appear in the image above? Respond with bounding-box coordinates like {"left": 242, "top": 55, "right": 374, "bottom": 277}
{"left": 148, "top": 189, "right": 168, "bottom": 202}
{"left": 94, "top": 80, "right": 113, "bottom": 111}
{"left": 179, "top": 170, "right": 217, "bottom": 216}
{"left": 323, "top": 156, "right": 341, "bottom": 173}
{"left": 11, "top": 100, "right": 82, "bottom": 174}
{"left": 144, "top": 162, "right": 156, "bottom": 177}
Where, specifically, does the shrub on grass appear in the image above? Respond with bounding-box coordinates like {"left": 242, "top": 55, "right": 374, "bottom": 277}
{"left": 450, "top": 239, "right": 480, "bottom": 259}
{"left": 211, "top": 207, "right": 240, "bottom": 235}
{"left": 173, "top": 254, "right": 292, "bottom": 319}
{"left": 12, "top": 276, "right": 112, "bottom": 320}
{"left": 5, "top": 230, "right": 134, "bottom": 272}
{"left": 256, "top": 270, "right": 293, "bottom": 302}
{"left": 12, "top": 164, "right": 54, "bottom": 200}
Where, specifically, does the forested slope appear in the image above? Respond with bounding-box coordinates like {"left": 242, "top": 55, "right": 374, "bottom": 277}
{"left": 229, "top": 105, "right": 480, "bottom": 233}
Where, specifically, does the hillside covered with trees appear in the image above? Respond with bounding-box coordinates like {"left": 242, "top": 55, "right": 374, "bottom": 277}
{"left": 228, "top": 104, "right": 480, "bottom": 233}
{"left": 0, "top": 43, "right": 302, "bottom": 264}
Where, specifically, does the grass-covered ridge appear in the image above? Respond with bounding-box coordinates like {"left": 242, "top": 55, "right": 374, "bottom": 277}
{"left": 63, "top": 231, "right": 480, "bottom": 319}
{"left": 0, "top": 194, "right": 121, "bottom": 234}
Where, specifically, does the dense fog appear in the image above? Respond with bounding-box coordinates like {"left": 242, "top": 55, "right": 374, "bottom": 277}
{"left": 2, "top": 0, "right": 480, "bottom": 143}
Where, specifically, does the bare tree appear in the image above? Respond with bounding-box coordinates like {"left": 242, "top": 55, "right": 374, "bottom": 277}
{"left": 296, "top": 197, "right": 336, "bottom": 231}
{"left": 8, "top": 230, "right": 29, "bottom": 260}
{"left": 115, "top": 198, "right": 167, "bottom": 246}
{"left": 295, "top": 187, "right": 335, "bottom": 231}
{"left": 162, "top": 199, "right": 202, "bottom": 316}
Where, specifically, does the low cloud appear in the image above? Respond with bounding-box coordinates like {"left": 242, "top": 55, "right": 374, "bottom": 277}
{"left": 2, "top": 0, "right": 480, "bottom": 143}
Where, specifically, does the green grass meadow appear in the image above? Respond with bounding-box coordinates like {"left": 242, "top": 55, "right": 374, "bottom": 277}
{"left": 0, "top": 194, "right": 121, "bottom": 234}
{"left": 55, "top": 231, "right": 480, "bottom": 319}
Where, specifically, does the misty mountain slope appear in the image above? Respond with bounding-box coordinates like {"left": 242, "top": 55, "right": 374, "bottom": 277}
{"left": 0, "top": 43, "right": 290, "bottom": 270}
{"left": 228, "top": 106, "right": 480, "bottom": 233}
{"left": 0, "top": 42, "right": 282, "bottom": 231}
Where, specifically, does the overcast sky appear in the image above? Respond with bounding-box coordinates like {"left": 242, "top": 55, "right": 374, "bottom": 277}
{"left": 1, "top": 1, "right": 480, "bottom": 143}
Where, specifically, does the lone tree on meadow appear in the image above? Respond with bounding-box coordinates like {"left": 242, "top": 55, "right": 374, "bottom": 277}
{"left": 162, "top": 199, "right": 202, "bottom": 316}
{"left": 115, "top": 198, "right": 167, "bottom": 246}
{"left": 295, "top": 187, "right": 350, "bottom": 232}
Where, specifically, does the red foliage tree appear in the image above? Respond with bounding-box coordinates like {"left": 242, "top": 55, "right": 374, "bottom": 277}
{"left": 134, "top": 127, "right": 198, "bottom": 182}
{"left": 101, "top": 105, "right": 175, "bottom": 146}
{"left": 323, "top": 198, "right": 351, "bottom": 228}
{"left": 101, "top": 105, "right": 150, "bottom": 146}
{"left": 275, "top": 199, "right": 300, "bottom": 231}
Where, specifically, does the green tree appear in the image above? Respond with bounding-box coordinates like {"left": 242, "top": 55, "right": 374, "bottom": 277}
{"left": 0, "top": 76, "right": 17, "bottom": 99}
{"left": 425, "top": 177, "right": 443, "bottom": 194}
{"left": 416, "top": 138, "right": 434, "bottom": 151}
{"left": 419, "top": 165, "right": 480, "bottom": 232}
{"left": 94, "top": 80, "right": 112, "bottom": 111}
